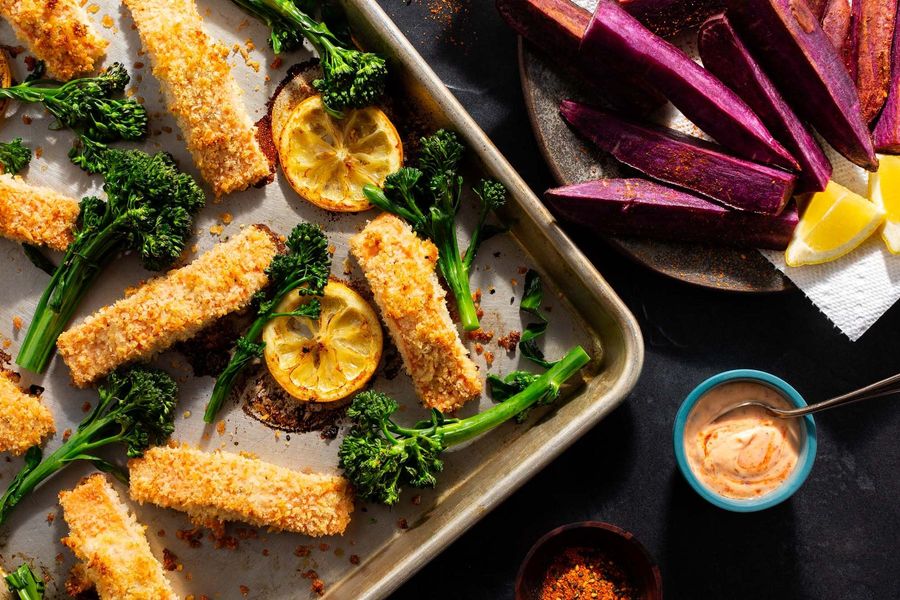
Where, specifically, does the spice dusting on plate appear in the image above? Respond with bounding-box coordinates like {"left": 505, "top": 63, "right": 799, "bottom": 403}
{"left": 540, "top": 547, "right": 636, "bottom": 600}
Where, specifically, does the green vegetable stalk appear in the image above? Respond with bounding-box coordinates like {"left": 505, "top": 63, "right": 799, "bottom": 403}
{"left": 5, "top": 563, "right": 44, "bottom": 600}
{"left": 0, "top": 367, "right": 178, "bottom": 526}
{"left": 0, "top": 63, "right": 148, "bottom": 168}
{"left": 16, "top": 149, "right": 205, "bottom": 374}
{"left": 229, "top": 0, "right": 386, "bottom": 117}
{"left": 338, "top": 345, "right": 590, "bottom": 505}
{"left": 203, "top": 223, "right": 331, "bottom": 423}
{"left": 363, "top": 130, "right": 507, "bottom": 331}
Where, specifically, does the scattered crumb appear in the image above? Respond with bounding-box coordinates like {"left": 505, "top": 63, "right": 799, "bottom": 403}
{"left": 46, "top": 512, "right": 55, "bottom": 524}
{"left": 81, "top": 401, "right": 91, "bottom": 413}
{"left": 162, "top": 548, "right": 179, "bottom": 571}
{"left": 216, "top": 420, "right": 226, "bottom": 436}
{"left": 270, "top": 57, "right": 283, "bottom": 69}
{"left": 349, "top": 554, "right": 360, "bottom": 565}
{"left": 87, "top": 3, "right": 99, "bottom": 13}
{"left": 183, "top": 410, "right": 191, "bottom": 419}
{"left": 21, "top": 114, "right": 32, "bottom": 125}
{"left": 294, "top": 545, "right": 311, "bottom": 557}
{"left": 318, "top": 542, "right": 330, "bottom": 552}
{"left": 11, "top": 316, "right": 22, "bottom": 331}
{"left": 484, "top": 351, "right": 495, "bottom": 367}
{"left": 474, "top": 343, "right": 483, "bottom": 355}
{"left": 176, "top": 528, "right": 204, "bottom": 548}
{"left": 34, "top": 147, "right": 43, "bottom": 158}
{"left": 101, "top": 14, "right": 114, "bottom": 28}
{"left": 397, "top": 518, "right": 408, "bottom": 530}
{"left": 466, "top": 328, "right": 493, "bottom": 343}
{"left": 239, "top": 585, "right": 250, "bottom": 597}
{"left": 498, "top": 331, "right": 521, "bottom": 352}
{"left": 62, "top": 428, "right": 72, "bottom": 442}
{"left": 411, "top": 495, "right": 422, "bottom": 505}
{"left": 158, "top": 529, "right": 166, "bottom": 537}
{"left": 220, "top": 212, "right": 233, "bottom": 225}
{"left": 511, "top": 278, "right": 518, "bottom": 287}
{"left": 209, "top": 224, "right": 224, "bottom": 236}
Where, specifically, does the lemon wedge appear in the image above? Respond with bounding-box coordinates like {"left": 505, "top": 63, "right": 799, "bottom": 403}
{"left": 277, "top": 95, "right": 402, "bottom": 212}
{"left": 785, "top": 180, "right": 884, "bottom": 267}
{"left": 868, "top": 154, "right": 900, "bottom": 254}
{"left": 262, "top": 280, "right": 383, "bottom": 403}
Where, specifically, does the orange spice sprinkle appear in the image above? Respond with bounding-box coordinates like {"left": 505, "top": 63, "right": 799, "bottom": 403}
{"left": 539, "top": 548, "right": 636, "bottom": 600}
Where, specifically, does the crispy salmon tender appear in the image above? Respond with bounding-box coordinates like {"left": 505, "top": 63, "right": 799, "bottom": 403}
{"left": 59, "top": 474, "right": 177, "bottom": 600}
{"left": 128, "top": 445, "right": 354, "bottom": 537}
{"left": 350, "top": 213, "right": 482, "bottom": 412}
{"left": 0, "top": 174, "right": 80, "bottom": 251}
{"left": 0, "top": 0, "right": 108, "bottom": 80}
{"left": 122, "top": 0, "right": 272, "bottom": 196}
{"left": 56, "top": 225, "right": 279, "bottom": 387}
{"left": 0, "top": 370, "right": 54, "bottom": 456}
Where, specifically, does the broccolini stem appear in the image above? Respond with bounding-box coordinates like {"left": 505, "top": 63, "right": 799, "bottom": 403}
{"left": 442, "top": 255, "right": 479, "bottom": 332}
{"left": 204, "top": 316, "right": 267, "bottom": 423}
{"left": 438, "top": 345, "right": 590, "bottom": 446}
{"left": 16, "top": 220, "right": 126, "bottom": 373}
{"left": 0, "top": 417, "right": 115, "bottom": 525}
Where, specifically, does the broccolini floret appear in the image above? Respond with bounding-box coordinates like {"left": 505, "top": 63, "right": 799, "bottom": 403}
{"left": 16, "top": 149, "right": 205, "bottom": 374}
{"left": 0, "top": 138, "right": 31, "bottom": 174}
{"left": 5, "top": 563, "right": 44, "bottom": 600}
{"left": 363, "top": 130, "right": 507, "bottom": 331}
{"left": 0, "top": 367, "right": 178, "bottom": 526}
{"left": 338, "top": 345, "right": 590, "bottom": 505}
{"left": 0, "top": 63, "right": 148, "bottom": 168}
{"left": 203, "top": 222, "right": 331, "bottom": 423}
{"left": 230, "top": 0, "right": 386, "bottom": 117}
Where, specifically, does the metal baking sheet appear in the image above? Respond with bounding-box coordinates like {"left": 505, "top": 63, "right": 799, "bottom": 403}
{"left": 0, "top": 1, "right": 643, "bottom": 598}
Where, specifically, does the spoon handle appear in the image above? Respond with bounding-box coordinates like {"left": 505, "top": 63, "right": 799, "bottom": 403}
{"left": 781, "top": 372, "right": 900, "bottom": 417}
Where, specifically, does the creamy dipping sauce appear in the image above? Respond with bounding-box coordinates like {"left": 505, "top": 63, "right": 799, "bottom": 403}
{"left": 684, "top": 381, "right": 803, "bottom": 500}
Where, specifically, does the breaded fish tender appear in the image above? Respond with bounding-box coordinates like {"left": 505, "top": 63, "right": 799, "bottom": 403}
{"left": 350, "top": 213, "right": 482, "bottom": 412}
{"left": 57, "top": 225, "right": 279, "bottom": 387}
{"left": 0, "top": 370, "right": 54, "bottom": 456}
{"left": 0, "top": 174, "right": 79, "bottom": 251}
{"left": 0, "top": 0, "right": 108, "bottom": 81}
{"left": 59, "top": 474, "right": 177, "bottom": 600}
{"left": 123, "top": 0, "right": 272, "bottom": 196}
{"left": 128, "top": 445, "right": 354, "bottom": 537}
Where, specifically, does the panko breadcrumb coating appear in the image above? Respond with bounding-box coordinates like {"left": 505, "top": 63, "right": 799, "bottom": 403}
{"left": 350, "top": 214, "right": 482, "bottom": 412}
{"left": 0, "top": 0, "right": 108, "bottom": 80}
{"left": 0, "top": 370, "right": 54, "bottom": 456}
{"left": 128, "top": 445, "right": 354, "bottom": 537}
{"left": 0, "top": 174, "right": 80, "bottom": 251}
{"left": 57, "top": 225, "right": 279, "bottom": 387}
{"left": 122, "top": 0, "right": 272, "bottom": 196}
{"left": 59, "top": 474, "right": 177, "bottom": 600}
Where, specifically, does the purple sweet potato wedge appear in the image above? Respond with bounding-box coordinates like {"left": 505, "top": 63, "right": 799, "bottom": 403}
{"left": 822, "top": 0, "right": 860, "bottom": 79}
{"left": 495, "top": 0, "right": 664, "bottom": 112}
{"left": 856, "top": 0, "right": 898, "bottom": 123}
{"left": 873, "top": 12, "right": 900, "bottom": 150}
{"left": 560, "top": 99, "right": 798, "bottom": 214}
{"left": 579, "top": 0, "right": 798, "bottom": 170}
{"left": 617, "top": 0, "right": 725, "bottom": 37}
{"left": 698, "top": 13, "right": 832, "bottom": 192}
{"left": 545, "top": 178, "right": 799, "bottom": 249}
{"left": 728, "top": 0, "right": 878, "bottom": 170}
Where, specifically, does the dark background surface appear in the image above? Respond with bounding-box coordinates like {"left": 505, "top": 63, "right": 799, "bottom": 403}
{"left": 378, "top": 2, "right": 900, "bottom": 600}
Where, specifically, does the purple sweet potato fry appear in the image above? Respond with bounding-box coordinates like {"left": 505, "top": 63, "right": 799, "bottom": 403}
{"left": 495, "top": 0, "right": 664, "bottom": 112}
{"left": 545, "top": 178, "right": 799, "bottom": 249}
{"left": 856, "top": 0, "right": 899, "bottom": 123}
{"left": 728, "top": 0, "right": 878, "bottom": 170}
{"left": 698, "top": 13, "right": 832, "bottom": 192}
{"left": 579, "top": 0, "right": 799, "bottom": 170}
{"left": 560, "top": 99, "right": 798, "bottom": 214}
{"left": 873, "top": 11, "right": 900, "bottom": 150}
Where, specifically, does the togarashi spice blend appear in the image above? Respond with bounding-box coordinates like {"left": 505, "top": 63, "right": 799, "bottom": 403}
{"left": 539, "top": 547, "right": 636, "bottom": 600}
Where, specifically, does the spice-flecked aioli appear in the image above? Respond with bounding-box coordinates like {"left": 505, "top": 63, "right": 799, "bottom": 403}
{"left": 684, "top": 381, "right": 802, "bottom": 500}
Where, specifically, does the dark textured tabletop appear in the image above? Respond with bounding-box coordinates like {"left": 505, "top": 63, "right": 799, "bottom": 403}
{"left": 378, "top": 2, "right": 900, "bottom": 599}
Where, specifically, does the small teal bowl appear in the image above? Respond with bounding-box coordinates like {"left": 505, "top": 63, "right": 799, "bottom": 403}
{"left": 673, "top": 369, "right": 817, "bottom": 512}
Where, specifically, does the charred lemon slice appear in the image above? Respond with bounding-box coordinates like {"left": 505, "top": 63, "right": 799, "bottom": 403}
{"left": 262, "top": 280, "right": 383, "bottom": 403}
{"left": 277, "top": 95, "right": 402, "bottom": 212}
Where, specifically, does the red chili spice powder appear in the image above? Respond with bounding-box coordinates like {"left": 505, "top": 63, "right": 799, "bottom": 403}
{"left": 539, "top": 548, "right": 636, "bottom": 600}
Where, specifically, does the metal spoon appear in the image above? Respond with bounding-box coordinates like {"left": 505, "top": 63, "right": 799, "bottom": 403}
{"left": 714, "top": 372, "right": 900, "bottom": 420}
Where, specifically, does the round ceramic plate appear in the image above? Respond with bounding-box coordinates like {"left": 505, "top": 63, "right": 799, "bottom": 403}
{"left": 517, "top": 39, "right": 791, "bottom": 293}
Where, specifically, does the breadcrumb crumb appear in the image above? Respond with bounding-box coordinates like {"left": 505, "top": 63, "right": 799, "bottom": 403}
{"left": 0, "top": 370, "right": 54, "bottom": 455}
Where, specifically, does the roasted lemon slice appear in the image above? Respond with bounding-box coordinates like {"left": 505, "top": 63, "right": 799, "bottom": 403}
{"left": 869, "top": 154, "right": 900, "bottom": 254}
{"left": 277, "top": 95, "right": 402, "bottom": 212}
{"left": 785, "top": 180, "right": 884, "bottom": 267}
{"left": 262, "top": 280, "right": 383, "bottom": 403}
